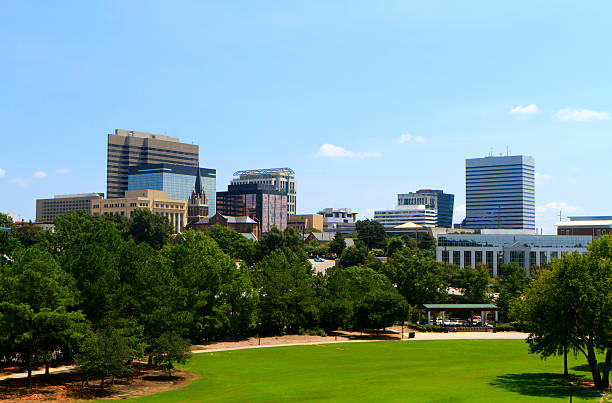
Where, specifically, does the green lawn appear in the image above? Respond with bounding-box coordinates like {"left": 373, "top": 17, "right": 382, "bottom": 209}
{"left": 123, "top": 340, "right": 605, "bottom": 402}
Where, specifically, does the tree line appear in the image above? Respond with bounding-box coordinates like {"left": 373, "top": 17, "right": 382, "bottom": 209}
{"left": 0, "top": 212, "right": 545, "bottom": 389}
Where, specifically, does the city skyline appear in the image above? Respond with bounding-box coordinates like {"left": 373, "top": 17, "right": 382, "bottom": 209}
{"left": 2, "top": 2, "right": 612, "bottom": 233}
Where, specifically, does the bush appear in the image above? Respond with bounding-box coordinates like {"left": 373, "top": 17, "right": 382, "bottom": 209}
{"left": 408, "top": 324, "right": 446, "bottom": 333}
{"left": 304, "top": 328, "right": 327, "bottom": 337}
{"left": 495, "top": 324, "right": 514, "bottom": 332}
{"left": 509, "top": 321, "right": 528, "bottom": 332}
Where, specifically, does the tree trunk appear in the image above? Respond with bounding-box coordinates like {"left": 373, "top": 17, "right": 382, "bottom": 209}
{"left": 168, "top": 367, "right": 172, "bottom": 377}
{"left": 45, "top": 363, "right": 50, "bottom": 376}
{"left": 601, "top": 349, "right": 612, "bottom": 388}
{"left": 563, "top": 346, "right": 568, "bottom": 377}
{"left": 101, "top": 376, "right": 105, "bottom": 390}
{"left": 27, "top": 343, "right": 33, "bottom": 390}
{"left": 148, "top": 354, "right": 153, "bottom": 366}
{"left": 587, "top": 344, "right": 603, "bottom": 387}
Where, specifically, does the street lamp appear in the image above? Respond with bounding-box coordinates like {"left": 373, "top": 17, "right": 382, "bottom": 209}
{"left": 568, "top": 382, "right": 575, "bottom": 403}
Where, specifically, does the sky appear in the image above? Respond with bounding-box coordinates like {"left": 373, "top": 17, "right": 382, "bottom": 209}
{"left": 1, "top": 1, "right": 611, "bottom": 233}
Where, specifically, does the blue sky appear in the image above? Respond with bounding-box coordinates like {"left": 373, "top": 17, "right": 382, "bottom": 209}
{"left": 1, "top": 1, "right": 611, "bottom": 233}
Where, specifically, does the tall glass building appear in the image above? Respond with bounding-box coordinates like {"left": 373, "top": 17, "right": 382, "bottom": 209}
{"left": 464, "top": 155, "right": 535, "bottom": 230}
{"left": 128, "top": 163, "right": 216, "bottom": 217}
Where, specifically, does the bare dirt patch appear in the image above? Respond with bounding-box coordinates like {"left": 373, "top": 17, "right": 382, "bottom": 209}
{"left": 0, "top": 366, "right": 196, "bottom": 402}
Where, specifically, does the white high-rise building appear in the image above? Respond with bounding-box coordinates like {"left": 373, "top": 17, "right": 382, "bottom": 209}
{"left": 464, "top": 155, "right": 535, "bottom": 230}
{"left": 374, "top": 205, "right": 437, "bottom": 232}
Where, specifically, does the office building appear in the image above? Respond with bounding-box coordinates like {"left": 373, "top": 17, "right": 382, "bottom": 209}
{"left": 318, "top": 208, "right": 358, "bottom": 233}
{"left": 128, "top": 163, "right": 216, "bottom": 216}
{"left": 216, "top": 184, "right": 288, "bottom": 233}
{"left": 36, "top": 193, "right": 105, "bottom": 222}
{"left": 287, "top": 214, "right": 324, "bottom": 233}
{"left": 107, "top": 129, "right": 199, "bottom": 199}
{"left": 374, "top": 205, "right": 438, "bottom": 232}
{"left": 91, "top": 189, "right": 187, "bottom": 233}
{"left": 464, "top": 155, "right": 535, "bottom": 230}
{"left": 231, "top": 168, "right": 296, "bottom": 215}
{"left": 436, "top": 233, "right": 591, "bottom": 277}
{"left": 556, "top": 216, "right": 612, "bottom": 239}
{"left": 397, "top": 189, "right": 454, "bottom": 228}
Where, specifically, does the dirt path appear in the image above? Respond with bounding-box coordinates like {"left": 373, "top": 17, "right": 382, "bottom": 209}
{"left": 192, "top": 330, "right": 529, "bottom": 353}
{"left": 0, "top": 365, "right": 75, "bottom": 381}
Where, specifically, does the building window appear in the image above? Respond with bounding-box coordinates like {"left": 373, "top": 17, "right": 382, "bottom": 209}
{"left": 540, "top": 251, "right": 547, "bottom": 266}
{"left": 551, "top": 251, "right": 558, "bottom": 260}
{"left": 475, "top": 251, "right": 483, "bottom": 266}
{"left": 464, "top": 251, "right": 471, "bottom": 268}
{"left": 453, "top": 251, "right": 461, "bottom": 265}
{"left": 510, "top": 251, "right": 525, "bottom": 267}
{"left": 486, "top": 251, "right": 494, "bottom": 268}
{"left": 529, "top": 251, "right": 536, "bottom": 268}
{"left": 442, "top": 250, "right": 449, "bottom": 263}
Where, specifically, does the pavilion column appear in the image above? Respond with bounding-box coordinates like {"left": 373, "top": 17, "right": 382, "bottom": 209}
{"left": 495, "top": 311, "right": 498, "bottom": 323}
{"left": 427, "top": 311, "right": 431, "bottom": 325}
{"left": 481, "top": 311, "right": 484, "bottom": 327}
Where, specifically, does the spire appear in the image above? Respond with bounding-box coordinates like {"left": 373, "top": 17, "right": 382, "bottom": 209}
{"left": 194, "top": 167, "right": 202, "bottom": 197}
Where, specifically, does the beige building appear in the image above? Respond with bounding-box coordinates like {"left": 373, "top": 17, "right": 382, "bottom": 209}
{"left": 36, "top": 193, "right": 105, "bottom": 222}
{"left": 107, "top": 129, "right": 199, "bottom": 199}
{"left": 288, "top": 214, "right": 324, "bottom": 233}
{"left": 91, "top": 190, "right": 187, "bottom": 233}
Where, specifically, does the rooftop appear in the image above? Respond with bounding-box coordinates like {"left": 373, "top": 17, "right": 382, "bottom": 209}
{"left": 422, "top": 304, "right": 500, "bottom": 311}
{"left": 233, "top": 168, "right": 295, "bottom": 176}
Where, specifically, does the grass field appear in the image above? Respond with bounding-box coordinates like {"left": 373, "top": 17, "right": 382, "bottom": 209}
{"left": 121, "top": 340, "right": 605, "bottom": 402}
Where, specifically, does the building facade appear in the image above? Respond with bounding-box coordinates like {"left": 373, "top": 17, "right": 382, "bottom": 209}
{"left": 556, "top": 216, "right": 612, "bottom": 239}
{"left": 397, "top": 189, "right": 454, "bottom": 228}
{"left": 436, "top": 233, "right": 591, "bottom": 277}
{"left": 318, "top": 208, "right": 358, "bottom": 233}
{"left": 128, "top": 163, "right": 216, "bottom": 216}
{"left": 287, "top": 214, "right": 324, "bottom": 233}
{"left": 36, "top": 193, "right": 105, "bottom": 222}
{"left": 216, "top": 184, "right": 288, "bottom": 233}
{"left": 374, "top": 205, "right": 438, "bottom": 232}
{"left": 107, "top": 129, "right": 199, "bottom": 199}
{"left": 464, "top": 155, "right": 535, "bottom": 230}
{"left": 91, "top": 189, "right": 187, "bottom": 233}
{"left": 231, "top": 168, "right": 296, "bottom": 215}
{"left": 187, "top": 213, "right": 260, "bottom": 239}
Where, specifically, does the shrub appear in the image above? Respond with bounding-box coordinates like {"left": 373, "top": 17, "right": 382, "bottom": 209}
{"left": 408, "top": 324, "right": 446, "bottom": 333}
{"left": 495, "top": 324, "right": 514, "bottom": 332}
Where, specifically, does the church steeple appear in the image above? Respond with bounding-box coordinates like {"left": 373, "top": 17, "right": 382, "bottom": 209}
{"left": 188, "top": 167, "right": 208, "bottom": 224}
{"left": 194, "top": 167, "right": 203, "bottom": 198}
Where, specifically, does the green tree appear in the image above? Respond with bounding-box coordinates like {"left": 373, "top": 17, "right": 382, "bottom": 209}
{"left": 458, "top": 264, "right": 491, "bottom": 303}
{"left": 164, "top": 231, "right": 257, "bottom": 341}
{"left": 0, "top": 214, "right": 20, "bottom": 265}
{"left": 416, "top": 232, "right": 436, "bottom": 251}
{"left": 354, "top": 289, "right": 408, "bottom": 335}
{"left": 339, "top": 243, "right": 368, "bottom": 268}
{"left": 0, "top": 246, "right": 85, "bottom": 389}
{"left": 328, "top": 232, "right": 346, "bottom": 256}
{"left": 317, "top": 266, "right": 398, "bottom": 331}
{"left": 383, "top": 249, "right": 448, "bottom": 306}
{"left": 205, "top": 224, "right": 256, "bottom": 264}
{"left": 151, "top": 332, "right": 192, "bottom": 377}
{"left": 494, "top": 263, "right": 531, "bottom": 320}
{"left": 252, "top": 247, "right": 317, "bottom": 335}
{"left": 76, "top": 326, "right": 137, "bottom": 389}
{"left": 355, "top": 220, "right": 387, "bottom": 250}
{"left": 386, "top": 237, "right": 405, "bottom": 257}
{"left": 512, "top": 244, "right": 612, "bottom": 387}
{"left": 128, "top": 209, "right": 173, "bottom": 250}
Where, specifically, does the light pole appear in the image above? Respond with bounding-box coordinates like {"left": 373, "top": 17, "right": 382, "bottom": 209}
{"left": 568, "top": 382, "right": 574, "bottom": 403}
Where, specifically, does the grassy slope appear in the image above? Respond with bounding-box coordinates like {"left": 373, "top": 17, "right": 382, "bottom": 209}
{"left": 123, "top": 340, "right": 603, "bottom": 402}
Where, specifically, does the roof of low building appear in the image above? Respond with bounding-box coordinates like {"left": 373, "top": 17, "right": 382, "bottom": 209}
{"left": 394, "top": 222, "right": 424, "bottom": 229}
{"left": 421, "top": 304, "right": 499, "bottom": 311}
{"left": 555, "top": 220, "right": 612, "bottom": 228}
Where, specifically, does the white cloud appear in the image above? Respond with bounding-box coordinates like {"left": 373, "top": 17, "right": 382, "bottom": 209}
{"left": 315, "top": 144, "right": 381, "bottom": 159}
{"left": 535, "top": 172, "right": 552, "bottom": 185}
{"left": 509, "top": 104, "right": 539, "bottom": 116}
{"left": 56, "top": 168, "right": 70, "bottom": 175}
{"left": 10, "top": 178, "right": 29, "bottom": 187}
{"left": 0, "top": 168, "right": 5, "bottom": 177}
{"left": 554, "top": 107, "right": 609, "bottom": 122}
{"left": 396, "top": 133, "right": 425, "bottom": 144}
{"left": 33, "top": 171, "right": 47, "bottom": 179}
{"left": 535, "top": 202, "right": 580, "bottom": 214}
